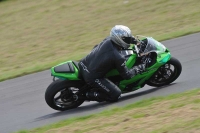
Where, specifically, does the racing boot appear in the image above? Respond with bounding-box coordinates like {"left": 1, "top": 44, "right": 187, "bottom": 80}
{"left": 86, "top": 91, "right": 107, "bottom": 102}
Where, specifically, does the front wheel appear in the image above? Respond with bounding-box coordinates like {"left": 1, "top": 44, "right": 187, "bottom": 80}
{"left": 45, "top": 79, "right": 85, "bottom": 111}
{"left": 147, "top": 57, "right": 182, "bottom": 87}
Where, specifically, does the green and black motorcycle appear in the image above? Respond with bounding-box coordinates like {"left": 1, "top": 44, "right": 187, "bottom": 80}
{"left": 45, "top": 36, "right": 182, "bottom": 111}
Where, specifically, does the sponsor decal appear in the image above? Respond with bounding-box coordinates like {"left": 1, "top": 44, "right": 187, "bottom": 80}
{"left": 121, "top": 61, "right": 126, "bottom": 66}
{"left": 80, "top": 62, "right": 90, "bottom": 73}
{"left": 95, "top": 79, "right": 110, "bottom": 92}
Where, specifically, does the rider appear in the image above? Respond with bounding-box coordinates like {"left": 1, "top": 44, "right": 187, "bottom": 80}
{"left": 78, "top": 25, "right": 146, "bottom": 102}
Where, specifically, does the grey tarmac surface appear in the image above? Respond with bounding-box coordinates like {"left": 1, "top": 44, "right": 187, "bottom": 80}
{"left": 0, "top": 33, "right": 200, "bottom": 133}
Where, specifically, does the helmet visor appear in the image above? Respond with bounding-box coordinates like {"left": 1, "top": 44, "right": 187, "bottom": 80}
{"left": 122, "top": 37, "right": 132, "bottom": 44}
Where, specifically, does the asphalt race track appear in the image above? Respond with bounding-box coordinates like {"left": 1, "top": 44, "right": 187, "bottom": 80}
{"left": 0, "top": 33, "right": 200, "bottom": 133}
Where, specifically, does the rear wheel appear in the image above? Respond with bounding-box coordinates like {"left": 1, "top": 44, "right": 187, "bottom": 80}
{"left": 147, "top": 57, "right": 182, "bottom": 87}
{"left": 45, "top": 79, "right": 85, "bottom": 111}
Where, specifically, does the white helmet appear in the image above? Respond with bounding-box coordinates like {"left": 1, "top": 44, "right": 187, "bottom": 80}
{"left": 110, "top": 25, "right": 133, "bottom": 49}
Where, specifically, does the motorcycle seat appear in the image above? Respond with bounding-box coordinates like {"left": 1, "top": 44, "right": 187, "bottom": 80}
{"left": 54, "top": 62, "right": 75, "bottom": 73}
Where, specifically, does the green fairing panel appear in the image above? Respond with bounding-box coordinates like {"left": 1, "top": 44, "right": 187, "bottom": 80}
{"left": 158, "top": 52, "right": 171, "bottom": 64}
{"left": 119, "top": 52, "right": 171, "bottom": 91}
{"left": 51, "top": 61, "right": 80, "bottom": 80}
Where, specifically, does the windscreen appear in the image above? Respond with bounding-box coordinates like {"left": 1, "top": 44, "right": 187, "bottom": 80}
{"left": 143, "top": 37, "right": 166, "bottom": 54}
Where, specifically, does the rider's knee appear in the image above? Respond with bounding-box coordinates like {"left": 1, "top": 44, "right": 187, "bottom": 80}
{"left": 109, "top": 89, "right": 121, "bottom": 102}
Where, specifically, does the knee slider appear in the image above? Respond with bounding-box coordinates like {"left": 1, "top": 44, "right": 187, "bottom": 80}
{"left": 110, "top": 89, "right": 121, "bottom": 100}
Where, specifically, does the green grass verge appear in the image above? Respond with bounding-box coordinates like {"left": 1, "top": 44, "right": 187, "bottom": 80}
{"left": 15, "top": 88, "right": 200, "bottom": 133}
{"left": 0, "top": 0, "right": 200, "bottom": 81}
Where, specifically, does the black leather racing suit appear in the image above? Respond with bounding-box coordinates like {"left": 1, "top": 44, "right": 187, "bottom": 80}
{"left": 78, "top": 37, "right": 138, "bottom": 101}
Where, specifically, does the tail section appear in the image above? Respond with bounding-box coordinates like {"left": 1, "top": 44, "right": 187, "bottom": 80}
{"left": 51, "top": 61, "right": 81, "bottom": 80}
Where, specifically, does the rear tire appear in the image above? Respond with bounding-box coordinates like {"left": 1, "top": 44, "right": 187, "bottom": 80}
{"left": 147, "top": 57, "right": 182, "bottom": 87}
{"left": 45, "top": 79, "right": 85, "bottom": 111}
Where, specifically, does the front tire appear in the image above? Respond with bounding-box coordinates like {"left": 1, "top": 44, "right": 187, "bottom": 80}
{"left": 45, "top": 79, "right": 85, "bottom": 111}
{"left": 147, "top": 57, "right": 182, "bottom": 87}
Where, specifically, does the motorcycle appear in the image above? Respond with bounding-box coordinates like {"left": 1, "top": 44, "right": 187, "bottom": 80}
{"left": 45, "top": 35, "right": 182, "bottom": 111}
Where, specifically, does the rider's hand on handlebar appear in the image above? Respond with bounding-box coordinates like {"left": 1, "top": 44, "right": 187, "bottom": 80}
{"left": 133, "top": 64, "right": 146, "bottom": 74}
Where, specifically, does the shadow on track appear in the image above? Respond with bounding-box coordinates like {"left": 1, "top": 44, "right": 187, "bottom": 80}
{"left": 33, "top": 83, "right": 175, "bottom": 122}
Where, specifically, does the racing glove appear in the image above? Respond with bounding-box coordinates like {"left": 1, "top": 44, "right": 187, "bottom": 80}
{"left": 132, "top": 64, "right": 146, "bottom": 75}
